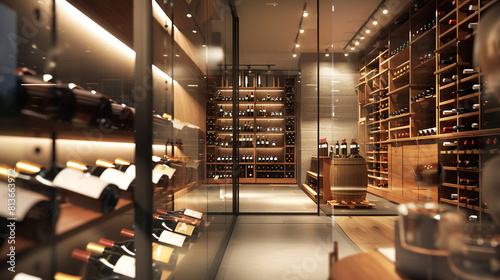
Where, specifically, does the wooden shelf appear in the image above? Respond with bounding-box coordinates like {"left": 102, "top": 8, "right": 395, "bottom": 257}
{"left": 301, "top": 184, "right": 318, "bottom": 202}
{"left": 306, "top": 171, "right": 319, "bottom": 179}
{"left": 390, "top": 125, "right": 410, "bottom": 132}
{"left": 435, "top": 38, "right": 458, "bottom": 53}
{"left": 458, "top": 91, "right": 481, "bottom": 101}
{"left": 388, "top": 84, "right": 410, "bottom": 96}
{"left": 206, "top": 85, "right": 296, "bottom": 184}
{"left": 411, "top": 26, "right": 436, "bottom": 45}
{"left": 413, "top": 56, "right": 436, "bottom": 71}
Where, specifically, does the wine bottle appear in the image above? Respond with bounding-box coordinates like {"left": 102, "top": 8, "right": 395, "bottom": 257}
{"left": 72, "top": 87, "right": 113, "bottom": 128}
{"left": 443, "top": 108, "right": 457, "bottom": 116}
{"left": 120, "top": 228, "right": 187, "bottom": 248}
{"left": 341, "top": 139, "right": 348, "bottom": 157}
{"left": 90, "top": 159, "right": 135, "bottom": 191}
{"left": 90, "top": 240, "right": 177, "bottom": 266}
{"left": 462, "top": 68, "right": 478, "bottom": 75}
{"left": 110, "top": 101, "right": 134, "bottom": 132}
{"left": 448, "top": 19, "right": 457, "bottom": 25}
{"left": 469, "top": 4, "right": 479, "bottom": 10}
{"left": 153, "top": 215, "right": 198, "bottom": 237}
{"left": 71, "top": 249, "right": 161, "bottom": 279}
{"left": 15, "top": 161, "right": 120, "bottom": 214}
{"left": 14, "top": 68, "right": 76, "bottom": 121}
{"left": 0, "top": 166, "right": 58, "bottom": 242}
{"left": 335, "top": 141, "right": 340, "bottom": 157}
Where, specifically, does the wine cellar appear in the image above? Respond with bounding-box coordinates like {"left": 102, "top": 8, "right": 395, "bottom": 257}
{"left": 205, "top": 75, "right": 297, "bottom": 184}
{"left": 357, "top": 0, "right": 498, "bottom": 222}
{"left": 2, "top": 0, "right": 500, "bottom": 279}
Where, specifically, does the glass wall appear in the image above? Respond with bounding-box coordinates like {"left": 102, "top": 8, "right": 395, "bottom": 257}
{"left": 0, "top": 0, "right": 234, "bottom": 279}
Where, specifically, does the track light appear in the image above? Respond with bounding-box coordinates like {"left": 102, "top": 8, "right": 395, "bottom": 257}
{"left": 300, "top": 27, "right": 304, "bottom": 33}
{"left": 365, "top": 28, "right": 371, "bottom": 34}
{"left": 303, "top": 10, "right": 308, "bottom": 17}
{"left": 382, "top": 5, "right": 388, "bottom": 14}
{"left": 360, "top": 36, "right": 365, "bottom": 40}
{"left": 192, "top": 29, "right": 197, "bottom": 33}
{"left": 344, "top": 53, "right": 348, "bottom": 57}
{"left": 325, "top": 53, "right": 329, "bottom": 57}
{"left": 355, "top": 41, "right": 359, "bottom": 45}
{"left": 372, "top": 19, "right": 378, "bottom": 25}
{"left": 187, "top": 13, "right": 192, "bottom": 18}
{"left": 295, "top": 43, "right": 300, "bottom": 48}
{"left": 293, "top": 53, "right": 297, "bottom": 58}
{"left": 351, "top": 46, "right": 355, "bottom": 50}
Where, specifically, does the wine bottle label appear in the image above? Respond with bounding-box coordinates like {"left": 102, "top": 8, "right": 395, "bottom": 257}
{"left": 100, "top": 168, "right": 134, "bottom": 191}
{"left": 152, "top": 164, "right": 176, "bottom": 183}
{"left": 124, "top": 164, "right": 136, "bottom": 177}
{"left": 53, "top": 168, "right": 109, "bottom": 199}
{"left": 0, "top": 181, "right": 48, "bottom": 221}
{"left": 13, "top": 273, "right": 42, "bottom": 280}
{"left": 158, "top": 230, "right": 186, "bottom": 247}
{"left": 183, "top": 209, "right": 203, "bottom": 219}
{"left": 152, "top": 243, "right": 174, "bottom": 263}
{"left": 175, "top": 222, "right": 195, "bottom": 236}
{"left": 112, "top": 255, "right": 136, "bottom": 278}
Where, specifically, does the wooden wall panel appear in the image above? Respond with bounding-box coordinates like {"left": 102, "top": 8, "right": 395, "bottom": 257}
{"left": 417, "top": 143, "right": 439, "bottom": 202}
{"left": 389, "top": 145, "right": 403, "bottom": 198}
{"left": 402, "top": 145, "right": 420, "bottom": 201}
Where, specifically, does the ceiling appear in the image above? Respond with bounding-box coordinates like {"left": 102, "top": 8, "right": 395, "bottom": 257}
{"left": 213, "top": 0, "right": 408, "bottom": 70}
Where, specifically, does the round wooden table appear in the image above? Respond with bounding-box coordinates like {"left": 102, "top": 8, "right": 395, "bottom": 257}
{"left": 330, "top": 251, "right": 406, "bottom": 280}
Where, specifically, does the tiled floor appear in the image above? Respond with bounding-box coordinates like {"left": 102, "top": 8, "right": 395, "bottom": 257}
{"left": 215, "top": 215, "right": 362, "bottom": 280}
{"left": 239, "top": 184, "right": 318, "bottom": 213}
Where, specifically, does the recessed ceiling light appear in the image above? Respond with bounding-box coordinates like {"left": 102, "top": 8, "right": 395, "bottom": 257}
{"left": 266, "top": 2, "right": 278, "bottom": 6}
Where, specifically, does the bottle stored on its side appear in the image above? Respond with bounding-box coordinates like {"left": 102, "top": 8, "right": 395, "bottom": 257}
{"left": 91, "top": 240, "right": 178, "bottom": 267}
{"left": 0, "top": 165, "right": 59, "bottom": 242}
{"left": 15, "top": 160, "right": 120, "bottom": 214}
{"left": 71, "top": 249, "right": 162, "bottom": 279}
{"left": 120, "top": 228, "right": 188, "bottom": 249}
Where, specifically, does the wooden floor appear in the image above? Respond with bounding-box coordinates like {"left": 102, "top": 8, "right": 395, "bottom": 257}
{"left": 334, "top": 216, "right": 397, "bottom": 252}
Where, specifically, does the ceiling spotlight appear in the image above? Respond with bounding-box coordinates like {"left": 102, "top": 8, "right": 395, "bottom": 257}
{"left": 299, "top": 27, "right": 304, "bottom": 33}
{"left": 192, "top": 29, "right": 197, "bottom": 33}
{"left": 325, "top": 53, "right": 330, "bottom": 57}
{"left": 303, "top": 10, "right": 308, "bottom": 17}
{"left": 383, "top": 8, "right": 388, "bottom": 14}
{"left": 295, "top": 43, "right": 300, "bottom": 48}
{"left": 344, "top": 53, "right": 349, "bottom": 57}
{"left": 360, "top": 36, "right": 365, "bottom": 40}
{"left": 293, "top": 52, "right": 297, "bottom": 58}
{"left": 372, "top": 19, "right": 378, "bottom": 25}
{"left": 355, "top": 41, "right": 359, "bottom": 45}
{"left": 187, "top": 13, "right": 192, "bottom": 18}
{"left": 351, "top": 46, "right": 355, "bottom": 50}
{"left": 365, "top": 28, "right": 371, "bottom": 34}
{"left": 202, "top": 43, "right": 207, "bottom": 47}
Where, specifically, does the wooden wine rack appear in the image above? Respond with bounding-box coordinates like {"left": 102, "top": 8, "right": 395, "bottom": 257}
{"left": 205, "top": 77, "right": 297, "bottom": 184}
{"left": 357, "top": 0, "right": 498, "bottom": 222}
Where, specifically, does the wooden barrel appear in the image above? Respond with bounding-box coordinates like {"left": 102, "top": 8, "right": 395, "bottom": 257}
{"left": 330, "top": 157, "right": 368, "bottom": 203}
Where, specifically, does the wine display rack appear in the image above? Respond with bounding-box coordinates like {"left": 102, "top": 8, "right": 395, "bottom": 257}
{"left": 357, "top": 0, "right": 498, "bottom": 219}
{"left": 205, "top": 79, "right": 297, "bottom": 184}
